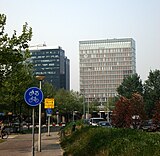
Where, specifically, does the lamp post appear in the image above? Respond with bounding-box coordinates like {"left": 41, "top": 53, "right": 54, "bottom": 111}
{"left": 36, "top": 75, "right": 45, "bottom": 152}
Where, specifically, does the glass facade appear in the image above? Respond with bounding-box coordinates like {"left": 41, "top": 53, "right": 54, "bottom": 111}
{"left": 79, "top": 38, "right": 136, "bottom": 102}
{"left": 30, "top": 46, "right": 70, "bottom": 90}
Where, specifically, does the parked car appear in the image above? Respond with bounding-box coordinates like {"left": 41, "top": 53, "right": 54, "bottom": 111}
{"left": 89, "top": 118, "right": 105, "bottom": 126}
{"left": 98, "top": 121, "right": 112, "bottom": 128}
{"left": 140, "top": 120, "right": 157, "bottom": 132}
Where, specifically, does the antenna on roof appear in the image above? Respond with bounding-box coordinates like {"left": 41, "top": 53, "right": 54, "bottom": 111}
{"left": 43, "top": 42, "right": 46, "bottom": 47}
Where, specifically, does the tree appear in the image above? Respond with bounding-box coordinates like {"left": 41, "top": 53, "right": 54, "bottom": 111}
{"left": 54, "top": 89, "right": 83, "bottom": 122}
{"left": 144, "top": 70, "right": 160, "bottom": 118}
{"left": 112, "top": 96, "right": 132, "bottom": 128}
{"left": 152, "top": 101, "right": 160, "bottom": 125}
{"left": 117, "top": 73, "right": 143, "bottom": 99}
{"left": 112, "top": 93, "right": 146, "bottom": 128}
{"left": 103, "top": 96, "right": 118, "bottom": 111}
{"left": 0, "top": 64, "right": 34, "bottom": 114}
{"left": 0, "top": 13, "right": 33, "bottom": 115}
{"left": 42, "top": 82, "right": 56, "bottom": 98}
{"left": 0, "top": 13, "right": 32, "bottom": 87}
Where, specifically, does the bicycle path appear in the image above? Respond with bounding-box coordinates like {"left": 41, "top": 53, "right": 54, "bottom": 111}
{"left": 0, "top": 132, "right": 63, "bottom": 156}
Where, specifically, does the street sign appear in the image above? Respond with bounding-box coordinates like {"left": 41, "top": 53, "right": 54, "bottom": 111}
{"left": 46, "top": 108, "right": 53, "bottom": 114}
{"left": 46, "top": 108, "right": 53, "bottom": 116}
{"left": 24, "top": 87, "right": 43, "bottom": 107}
{"left": 44, "top": 98, "right": 54, "bottom": 109}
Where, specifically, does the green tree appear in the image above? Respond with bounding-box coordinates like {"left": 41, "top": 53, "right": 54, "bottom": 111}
{"left": 54, "top": 89, "right": 83, "bottom": 122}
{"left": 103, "top": 96, "right": 118, "bottom": 111}
{"left": 42, "top": 82, "right": 56, "bottom": 98}
{"left": 0, "top": 13, "right": 32, "bottom": 87}
{"left": 0, "top": 64, "right": 34, "bottom": 113}
{"left": 0, "top": 13, "right": 33, "bottom": 114}
{"left": 144, "top": 70, "right": 160, "bottom": 118}
{"left": 117, "top": 73, "right": 143, "bottom": 99}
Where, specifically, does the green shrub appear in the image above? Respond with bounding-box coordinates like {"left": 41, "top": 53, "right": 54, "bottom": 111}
{"left": 61, "top": 126, "right": 160, "bottom": 156}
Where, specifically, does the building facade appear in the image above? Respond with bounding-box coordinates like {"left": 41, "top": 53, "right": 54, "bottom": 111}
{"left": 79, "top": 38, "right": 136, "bottom": 103}
{"left": 30, "top": 46, "right": 70, "bottom": 90}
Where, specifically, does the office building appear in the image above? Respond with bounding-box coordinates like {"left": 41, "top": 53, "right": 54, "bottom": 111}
{"left": 79, "top": 38, "right": 136, "bottom": 103}
{"left": 30, "top": 46, "right": 70, "bottom": 90}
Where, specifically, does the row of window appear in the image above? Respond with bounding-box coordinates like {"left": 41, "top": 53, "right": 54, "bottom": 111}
{"left": 80, "top": 90, "right": 117, "bottom": 98}
{"left": 80, "top": 48, "right": 132, "bottom": 55}
{"left": 80, "top": 79, "right": 122, "bottom": 84}
{"left": 79, "top": 41, "right": 132, "bottom": 50}
{"left": 35, "top": 71, "right": 57, "bottom": 75}
{"left": 80, "top": 57, "right": 134, "bottom": 63}
{"left": 33, "top": 59, "right": 59, "bottom": 63}
{"left": 80, "top": 66, "right": 133, "bottom": 72}
{"left": 81, "top": 69, "right": 134, "bottom": 75}
{"left": 80, "top": 61, "right": 133, "bottom": 67}
{"left": 31, "top": 55, "right": 59, "bottom": 59}
{"left": 80, "top": 53, "right": 133, "bottom": 59}
{"left": 30, "top": 50, "right": 60, "bottom": 55}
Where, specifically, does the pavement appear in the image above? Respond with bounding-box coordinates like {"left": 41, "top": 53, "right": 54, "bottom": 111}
{"left": 0, "top": 131, "right": 64, "bottom": 156}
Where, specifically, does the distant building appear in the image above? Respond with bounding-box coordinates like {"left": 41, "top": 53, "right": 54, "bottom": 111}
{"left": 79, "top": 38, "right": 136, "bottom": 103}
{"left": 30, "top": 46, "right": 70, "bottom": 90}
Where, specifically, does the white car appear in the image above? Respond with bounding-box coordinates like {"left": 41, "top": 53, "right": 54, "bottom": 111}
{"left": 89, "top": 118, "right": 105, "bottom": 126}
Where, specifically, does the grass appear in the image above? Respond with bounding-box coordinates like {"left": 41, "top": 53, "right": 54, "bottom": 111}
{"left": 61, "top": 122, "right": 160, "bottom": 156}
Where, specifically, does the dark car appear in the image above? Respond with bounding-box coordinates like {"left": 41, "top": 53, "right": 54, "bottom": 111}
{"left": 98, "top": 121, "right": 112, "bottom": 128}
{"left": 140, "top": 120, "right": 157, "bottom": 132}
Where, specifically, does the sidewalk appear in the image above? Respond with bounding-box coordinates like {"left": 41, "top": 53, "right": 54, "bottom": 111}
{"left": 36, "top": 132, "right": 64, "bottom": 156}
{"left": 0, "top": 131, "right": 64, "bottom": 156}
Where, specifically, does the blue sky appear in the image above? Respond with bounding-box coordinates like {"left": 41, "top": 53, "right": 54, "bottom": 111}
{"left": 1, "top": 0, "right": 160, "bottom": 91}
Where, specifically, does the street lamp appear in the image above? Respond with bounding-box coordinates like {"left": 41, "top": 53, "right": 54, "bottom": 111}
{"left": 36, "top": 75, "right": 45, "bottom": 152}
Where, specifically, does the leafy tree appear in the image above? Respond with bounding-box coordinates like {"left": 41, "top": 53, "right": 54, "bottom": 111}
{"left": 0, "top": 13, "right": 33, "bottom": 115}
{"left": 112, "top": 93, "right": 146, "bottom": 128}
{"left": 112, "top": 96, "right": 132, "bottom": 128}
{"left": 54, "top": 89, "right": 83, "bottom": 122}
{"left": 103, "top": 96, "right": 118, "bottom": 111}
{"left": 42, "top": 82, "right": 56, "bottom": 98}
{"left": 117, "top": 73, "right": 143, "bottom": 99}
{"left": 0, "top": 13, "right": 32, "bottom": 87}
{"left": 152, "top": 101, "right": 160, "bottom": 125}
{"left": 144, "top": 70, "right": 160, "bottom": 118}
{"left": 130, "top": 93, "right": 146, "bottom": 119}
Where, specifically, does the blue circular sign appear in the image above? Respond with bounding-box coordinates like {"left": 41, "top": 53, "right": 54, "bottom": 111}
{"left": 46, "top": 108, "right": 53, "bottom": 114}
{"left": 24, "top": 87, "right": 44, "bottom": 107}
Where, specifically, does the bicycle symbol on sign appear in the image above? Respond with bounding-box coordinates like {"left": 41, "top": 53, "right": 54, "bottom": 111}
{"left": 29, "top": 90, "right": 39, "bottom": 96}
{"left": 28, "top": 90, "right": 40, "bottom": 103}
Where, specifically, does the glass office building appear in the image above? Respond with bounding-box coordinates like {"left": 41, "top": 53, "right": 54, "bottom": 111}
{"left": 30, "top": 46, "right": 70, "bottom": 90}
{"left": 79, "top": 38, "right": 136, "bottom": 103}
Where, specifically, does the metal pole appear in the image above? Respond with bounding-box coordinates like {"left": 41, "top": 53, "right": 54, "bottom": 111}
{"left": 48, "top": 116, "right": 50, "bottom": 136}
{"left": 107, "top": 95, "right": 109, "bottom": 122}
{"left": 56, "top": 113, "right": 59, "bottom": 125}
{"left": 32, "top": 108, "right": 35, "bottom": 156}
{"left": 83, "top": 94, "right": 85, "bottom": 119}
{"left": 73, "top": 111, "right": 74, "bottom": 122}
{"left": 38, "top": 80, "right": 42, "bottom": 152}
{"left": 87, "top": 96, "right": 89, "bottom": 119}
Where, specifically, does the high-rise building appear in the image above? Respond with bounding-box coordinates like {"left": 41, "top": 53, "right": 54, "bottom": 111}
{"left": 30, "top": 46, "right": 70, "bottom": 90}
{"left": 79, "top": 38, "right": 136, "bottom": 103}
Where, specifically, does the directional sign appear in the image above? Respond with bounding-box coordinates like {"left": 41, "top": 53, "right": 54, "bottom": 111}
{"left": 24, "top": 87, "right": 43, "bottom": 107}
{"left": 46, "top": 108, "right": 53, "bottom": 116}
{"left": 44, "top": 98, "right": 54, "bottom": 109}
{"left": 46, "top": 108, "right": 53, "bottom": 114}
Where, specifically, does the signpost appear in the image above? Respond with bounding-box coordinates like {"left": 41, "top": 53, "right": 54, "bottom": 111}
{"left": 44, "top": 98, "right": 54, "bottom": 136}
{"left": 24, "top": 87, "right": 43, "bottom": 156}
{"left": 46, "top": 108, "right": 53, "bottom": 136}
